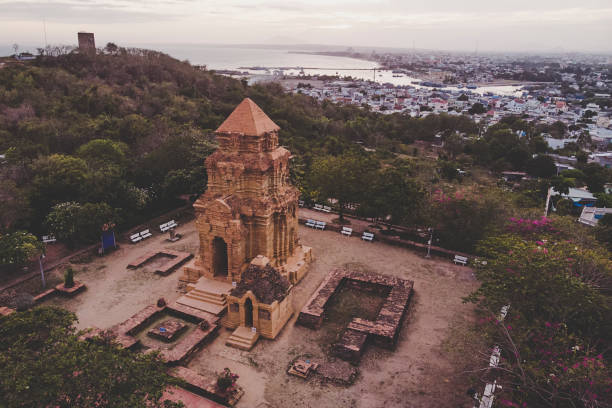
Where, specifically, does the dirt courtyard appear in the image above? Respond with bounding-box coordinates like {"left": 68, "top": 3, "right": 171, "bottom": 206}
{"left": 42, "top": 219, "right": 481, "bottom": 408}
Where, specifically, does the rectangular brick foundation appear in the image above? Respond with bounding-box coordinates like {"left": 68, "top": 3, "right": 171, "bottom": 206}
{"left": 298, "top": 268, "right": 413, "bottom": 363}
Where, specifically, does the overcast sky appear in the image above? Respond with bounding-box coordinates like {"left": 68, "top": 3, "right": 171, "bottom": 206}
{"left": 1, "top": 0, "right": 611, "bottom": 53}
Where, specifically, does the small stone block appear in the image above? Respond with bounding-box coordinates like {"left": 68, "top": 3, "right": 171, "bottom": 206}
{"left": 288, "top": 359, "right": 319, "bottom": 379}
{"left": 55, "top": 281, "right": 86, "bottom": 296}
{"left": 147, "top": 319, "right": 187, "bottom": 342}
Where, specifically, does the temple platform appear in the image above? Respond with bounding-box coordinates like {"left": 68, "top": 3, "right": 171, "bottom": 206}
{"left": 278, "top": 245, "right": 312, "bottom": 284}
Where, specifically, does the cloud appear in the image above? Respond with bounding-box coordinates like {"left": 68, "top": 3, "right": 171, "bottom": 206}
{"left": 0, "top": 0, "right": 610, "bottom": 52}
{"left": 0, "top": 0, "right": 185, "bottom": 22}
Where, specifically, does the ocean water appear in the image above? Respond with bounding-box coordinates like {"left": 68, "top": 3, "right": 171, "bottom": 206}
{"left": 1, "top": 42, "right": 523, "bottom": 96}
{"left": 148, "top": 44, "right": 522, "bottom": 96}
{"left": 148, "top": 44, "right": 379, "bottom": 71}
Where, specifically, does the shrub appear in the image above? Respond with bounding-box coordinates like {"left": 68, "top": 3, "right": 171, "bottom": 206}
{"left": 64, "top": 267, "right": 75, "bottom": 288}
{"left": 13, "top": 292, "right": 34, "bottom": 311}
{"left": 216, "top": 368, "right": 238, "bottom": 392}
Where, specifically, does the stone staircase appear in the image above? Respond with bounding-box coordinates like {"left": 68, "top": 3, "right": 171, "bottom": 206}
{"left": 176, "top": 278, "right": 232, "bottom": 316}
{"left": 226, "top": 326, "right": 260, "bottom": 350}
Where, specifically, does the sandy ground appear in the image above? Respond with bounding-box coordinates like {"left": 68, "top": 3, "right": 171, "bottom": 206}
{"left": 43, "top": 224, "right": 200, "bottom": 329}
{"left": 41, "top": 220, "right": 481, "bottom": 407}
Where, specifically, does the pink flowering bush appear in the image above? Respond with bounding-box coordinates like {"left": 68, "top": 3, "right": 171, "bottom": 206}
{"left": 506, "top": 216, "right": 555, "bottom": 237}
{"left": 491, "top": 318, "right": 612, "bottom": 406}
{"left": 470, "top": 219, "right": 612, "bottom": 407}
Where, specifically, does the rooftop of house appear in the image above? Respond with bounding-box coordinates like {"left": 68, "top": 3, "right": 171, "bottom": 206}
{"left": 216, "top": 97, "right": 280, "bottom": 136}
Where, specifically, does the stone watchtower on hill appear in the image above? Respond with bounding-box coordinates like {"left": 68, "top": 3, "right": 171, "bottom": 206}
{"left": 77, "top": 32, "right": 95, "bottom": 54}
{"left": 181, "top": 98, "right": 311, "bottom": 285}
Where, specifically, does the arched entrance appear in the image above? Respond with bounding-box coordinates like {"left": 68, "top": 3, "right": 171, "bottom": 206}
{"left": 244, "top": 298, "right": 254, "bottom": 327}
{"left": 212, "top": 237, "right": 228, "bottom": 278}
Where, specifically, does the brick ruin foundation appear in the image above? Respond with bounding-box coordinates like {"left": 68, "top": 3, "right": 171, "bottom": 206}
{"left": 297, "top": 268, "right": 414, "bottom": 363}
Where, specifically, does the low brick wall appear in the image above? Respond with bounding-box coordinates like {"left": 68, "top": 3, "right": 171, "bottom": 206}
{"left": 33, "top": 288, "right": 57, "bottom": 303}
{"left": 170, "top": 366, "right": 244, "bottom": 406}
{"left": 298, "top": 217, "right": 472, "bottom": 261}
{"left": 298, "top": 268, "right": 414, "bottom": 363}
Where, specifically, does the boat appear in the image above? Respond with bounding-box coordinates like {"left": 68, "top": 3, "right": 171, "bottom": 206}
{"left": 466, "top": 84, "right": 477, "bottom": 89}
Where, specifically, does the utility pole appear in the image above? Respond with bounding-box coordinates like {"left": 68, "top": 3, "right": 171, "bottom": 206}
{"left": 43, "top": 17, "right": 48, "bottom": 49}
{"left": 39, "top": 254, "right": 46, "bottom": 289}
{"left": 544, "top": 186, "right": 552, "bottom": 217}
{"left": 426, "top": 228, "right": 433, "bottom": 258}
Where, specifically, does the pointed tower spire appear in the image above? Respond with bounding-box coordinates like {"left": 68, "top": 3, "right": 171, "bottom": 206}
{"left": 216, "top": 98, "right": 279, "bottom": 136}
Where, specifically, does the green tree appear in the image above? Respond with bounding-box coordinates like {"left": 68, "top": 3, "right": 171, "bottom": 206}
{"left": 0, "top": 231, "right": 43, "bottom": 270}
{"left": 0, "top": 307, "right": 183, "bottom": 407}
{"left": 526, "top": 155, "right": 557, "bottom": 178}
{"left": 550, "top": 175, "right": 574, "bottom": 195}
{"left": 309, "top": 152, "right": 377, "bottom": 221}
{"left": 45, "top": 202, "right": 117, "bottom": 244}
{"left": 443, "top": 133, "right": 464, "bottom": 159}
{"left": 28, "top": 154, "right": 89, "bottom": 221}
{"left": 468, "top": 102, "right": 487, "bottom": 115}
{"left": 595, "top": 213, "right": 612, "bottom": 251}
{"left": 76, "top": 139, "right": 128, "bottom": 169}
{"left": 429, "top": 190, "right": 508, "bottom": 253}
{"left": 470, "top": 232, "right": 611, "bottom": 338}
{"left": 595, "top": 193, "right": 612, "bottom": 208}
{"left": 580, "top": 163, "right": 611, "bottom": 193}
{"left": 366, "top": 168, "right": 425, "bottom": 226}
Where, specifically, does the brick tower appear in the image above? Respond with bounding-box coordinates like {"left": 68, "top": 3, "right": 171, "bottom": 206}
{"left": 181, "top": 98, "right": 311, "bottom": 285}
{"left": 77, "top": 32, "right": 96, "bottom": 54}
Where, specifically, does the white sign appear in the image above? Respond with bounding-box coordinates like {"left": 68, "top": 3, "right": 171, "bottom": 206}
{"left": 251, "top": 327, "right": 257, "bottom": 333}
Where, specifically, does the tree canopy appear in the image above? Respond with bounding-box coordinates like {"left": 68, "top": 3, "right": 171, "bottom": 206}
{"left": 0, "top": 307, "right": 182, "bottom": 408}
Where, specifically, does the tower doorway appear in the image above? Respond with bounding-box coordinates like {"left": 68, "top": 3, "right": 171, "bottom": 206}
{"left": 244, "top": 298, "right": 254, "bottom": 327}
{"left": 212, "top": 237, "right": 228, "bottom": 278}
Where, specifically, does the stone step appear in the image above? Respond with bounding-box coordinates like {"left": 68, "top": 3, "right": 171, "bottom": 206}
{"left": 230, "top": 328, "right": 258, "bottom": 341}
{"left": 185, "top": 290, "right": 227, "bottom": 306}
{"left": 225, "top": 337, "right": 253, "bottom": 350}
{"left": 226, "top": 326, "right": 259, "bottom": 351}
{"left": 175, "top": 295, "right": 227, "bottom": 316}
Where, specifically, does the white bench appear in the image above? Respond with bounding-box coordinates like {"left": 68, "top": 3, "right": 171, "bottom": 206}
{"left": 130, "top": 233, "right": 142, "bottom": 243}
{"left": 159, "top": 220, "right": 178, "bottom": 232}
{"left": 315, "top": 221, "right": 326, "bottom": 230}
{"left": 314, "top": 204, "right": 323, "bottom": 211}
{"left": 453, "top": 255, "right": 468, "bottom": 266}
{"left": 305, "top": 219, "right": 316, "bottom": 228}
{"left": 341, "top": 227, "right": 352, "bottom": 237}
{"left": 298, "top": 200, "right": 305, "bottom": 207}
{"left": 140, "top": 229, "right": 152, "bottom": 239}
{"left": 362, "top": 232, "right": 374, "bottom": 242}
{"left": 322, "top": 205, "right": 332, "bottom": 213}
{"left": 42, "top": 235, "right": 57, "bottom": 243}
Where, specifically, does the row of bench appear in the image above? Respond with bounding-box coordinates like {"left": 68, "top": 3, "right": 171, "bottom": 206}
{"left": 130, "top": 229, "right": 153, "bottom": 243}
{"left": 130, "top": 219, "right": 179, "bottom": 244}
{"left": 304, "top": 221, "right": 468, "bottom": 262}
{"left": 305, "top": 220, "right": 375, "bottom": 242}
{"left": 160, "top": 220, "right": 178, "bottom": 232}
{"left": 305, "top": 219, "right": 326, "bottom": 230}
{"left": 313, "top": 204, "right": 332, "bottom": 213}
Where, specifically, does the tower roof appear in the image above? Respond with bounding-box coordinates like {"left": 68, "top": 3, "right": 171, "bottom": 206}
{"left": 216, "top": 98, "right": 280, "bottom": 136}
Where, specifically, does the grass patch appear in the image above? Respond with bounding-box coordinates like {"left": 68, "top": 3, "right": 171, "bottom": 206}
{"left": 319, "top": 285, "right": 387, "bottom": 346}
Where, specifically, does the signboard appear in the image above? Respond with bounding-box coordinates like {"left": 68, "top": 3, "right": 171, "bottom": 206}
{"left": 101, "top": 231, "right": 116, "bottom": 254}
